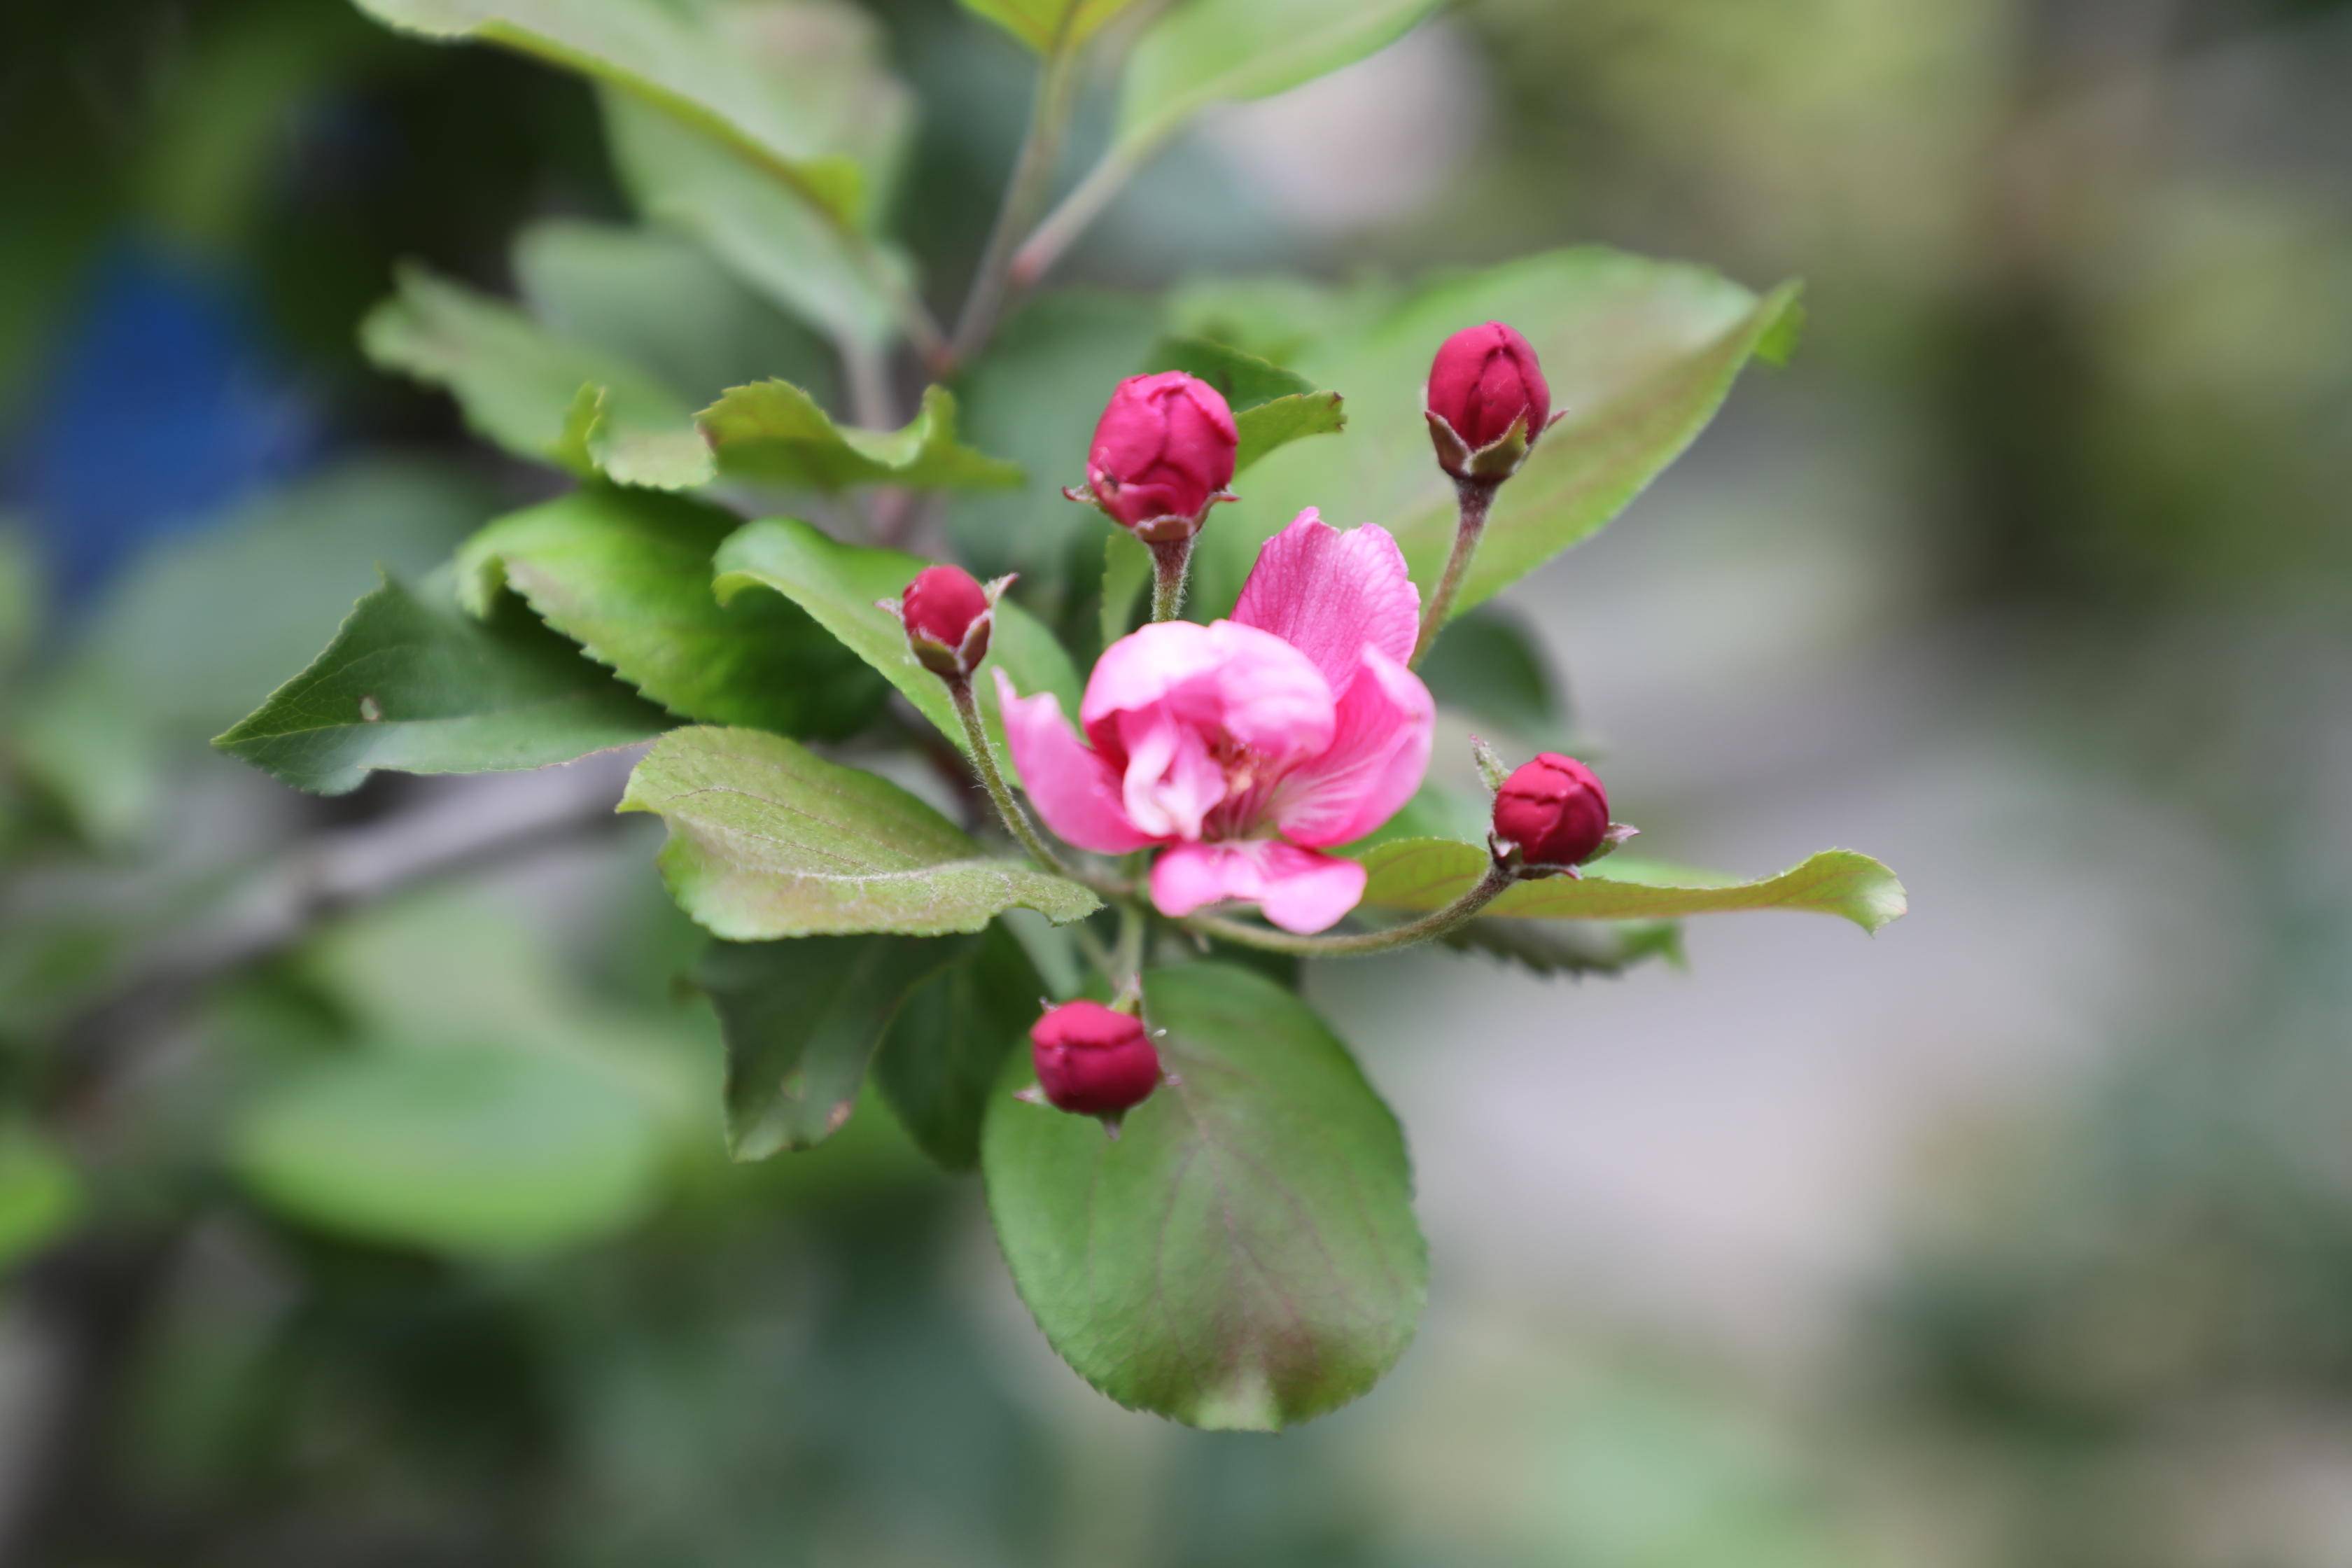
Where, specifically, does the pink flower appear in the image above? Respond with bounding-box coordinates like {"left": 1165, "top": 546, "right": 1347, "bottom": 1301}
{"left": 995, "top": 510, "right": 1434, "bottom": 934}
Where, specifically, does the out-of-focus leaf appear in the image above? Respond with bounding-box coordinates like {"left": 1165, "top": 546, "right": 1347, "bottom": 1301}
{"left": 1116, "top": 0, "right": 1443, "bottom": 153}
{"left": 620, "top": 726, "right": 1100, "bottom": 939}
{"left": 699, "top": 382, "right": 1022, "bottom": 492}
{"left": 1441, "top": 917, "right": 1686, "bottom": 977}
{"left": 362, "top": 264, "right": 710, "bottom": 488}
{"left": 712, "top": 518, "right": 1082, "bottom": 760}
{"left": 0, "top": 1124, "right": 81, "bottom": 1267}
{"left": 1098, "top": 528, "right": 1152, "bottom": 648}
{"left": 454, "top": 488, "right": 882, "bottom": 739}
{"left": 0, "top": 523, "right": 36, "bottom": 677}
{"left": 876, "top": 924, "right": 1039, "bottom": 1170}
{"left": 1415, "top": 603, "right": 1569, "bottom": 748}
{"left": 950, "top": 292, "right": 1163, "bottom": 579}
{"left": 512, "top": 218, "right": 834, "bottom": 403}
{"left": 958, "top": 0, "right": 1142, "bottom": 53}
{"left": 699, "top": 934, "right": 971, "bottom": 1160}
{"left": 1191, "top": 251, "right": 1802, "bottom": 616}
{"left": 603, "top": 94, "right": 909, "bottom": 350}
{"left": 349, "top": 0, "right": 876, "bottom": 221}
{"left": 1165, "top": 273, "right": 1399, "bottom": 366}
{"left": 1358, "top": 840, "right": 1908, "bottom": 932}
{"left": 983, "top": 962, "right": 1424, "bottom": 1429}
{"left": 1141, "top": 335, "right": 1345, "bottom": 471}
{"left": 231, "top": 1044, "right": 664, "bottom": 1254}
{"left": 216, "top": 573, "right": 666, "bottom": 796}
{"left": 18, "top": 463, "right": 491, "bottom": 839}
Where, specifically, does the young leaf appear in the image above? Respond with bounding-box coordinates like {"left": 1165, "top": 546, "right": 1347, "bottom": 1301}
{"left": 958, "top": 0, "right": 1142, "bottom": 54}
{"left": 603, "top": 92, "right": 910, "bottom": 351}
{"left": 1116, "top": 0, "right": 1444, "bottom": 154}
{"left": 215, "top": 573, "right": 667, "bottom": 797}
{"left": 230, "top": 1044, "right": 665, "bottom": 1254}
{"left": 619, "top": 726, "right": 1100, "bottom": 939}
{"left": 349, "top": 0, "right": 877, "bottom": 221}
{"left": 876, "top": 925, "right": 1041, "bottom": 1170}
{"left": 699, "top": 382, "right": 1023, "bottom": 492}
{"left": 454, "top": 488, "right": 883, "bottom": 739}
{"left": 698, "top": 934, "right": 974, "bottom": 1161}
{"left": 363, "top": 264, "right": 710, "bottom": 489}
{"left": 1357, "top": 840, "right": 1909, "bottom": 933}
{"left": 984, "top": 962, "right": 1426, "bottom": 1430}
{"left": 1191, "top": 251, "right": 1803, "bottom": 617}
{"left": 712, "top": 518, "right": 1083, "bottom": 760}
{"left": 1141, "top": 335, "right": 1345, "bottom": 472}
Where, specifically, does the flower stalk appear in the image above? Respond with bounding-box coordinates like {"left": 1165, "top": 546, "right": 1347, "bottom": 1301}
{"left": 1179, "top": 861, "right": 1517, "bottom": 958}
{"left": 946, "top": 676, "right": 1086, "bottom": 885}
{"left": 1149, "top": 538, "right": 1191, "bottom": 622}
{"left": 1410, "top": 477, "right": 1495, "bottom": 667}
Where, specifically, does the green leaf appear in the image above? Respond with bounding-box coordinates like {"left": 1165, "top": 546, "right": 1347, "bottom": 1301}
{"left": 699, "top": 382, "right": 1022, "bottom": 492}
{"left": 1191, "top": 251, "right": 1803, "bottom": 618}
{"left": 231, "top": 1044, "right": 665, "bottom": 1254}
{"left": 1415, "top": 603, "right": 1570, "bottom": 749}
{"left": 603, "top": 92, "right": 910, "bottom": 350}
{"left": 699, "top": 934, "right": 972, "bottom": 1160}
{"left": 1098, "top": 527, "right": 1152, "bottom": 648}
{"left": 454, "top": 488, "right": 883, "bottom": 738}
{"left": 215, "top": 572, "right": 668, "bottom": 796}
{"left": 1358, "top": 841, "right": 1909, "bottom": 933}
{"left": 712, "top": 518, "right": 1083, "bottom": 760}
{"left": 876, "top": 925, "right": 1040, "bottom": 1170}
{"left": 958, "top": 0, "right": 1142, "bottom": 53}
{"left": 349, "top": 0, "right": 878, "bottom": 222}
{"left": 619, "top": 725, "right": 1100, "bottom": 939}
{"left": 0, "top": 1124, "right": 80, "bottom": 1268}
{"left": 1142, "top": 334, "right": 1345, "bottom": 472}
{"left": 363, "top": 263, "right": 710, "bottom": 488}
{"left": 1116, "top": 0, "right": 1443, "bottom": 153}
{"left": 983, "top": 962, "right": 1424, "bottom": 1429}
{"left": 513, "top": 217, "right": 836, "bottom": 402}
{"left": 1441, "top": 918, "right": 1686, "bottom": 978}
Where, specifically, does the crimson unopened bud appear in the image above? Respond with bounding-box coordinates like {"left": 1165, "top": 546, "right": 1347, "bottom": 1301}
{"left": 1425, "top": 322, "right": 1553, "bottom": 482}
{"left": 1029, "top": 1000, "right": 1162, "bottom": 1121}
{"left": 1492, "top": 752, "right": 1611, "bottom": 869}
{"left": 891, "top": 564, "right": 997, "bottom": 680}
{"left": 1073, "top": 372, "right": 1238, "bottom": 543}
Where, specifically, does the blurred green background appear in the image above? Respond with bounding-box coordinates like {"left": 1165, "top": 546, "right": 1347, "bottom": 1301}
{"left": 4, "top": 0, "right": 2351, "bottom": 1562}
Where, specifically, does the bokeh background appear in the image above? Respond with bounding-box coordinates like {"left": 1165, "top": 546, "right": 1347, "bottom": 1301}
{"left": 6, "top": 0, "right": 2352, "bottom": 1562}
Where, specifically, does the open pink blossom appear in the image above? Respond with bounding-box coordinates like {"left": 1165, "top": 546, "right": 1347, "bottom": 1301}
{"left": 995, "top": 510, "right": 1434, "bottom": 934}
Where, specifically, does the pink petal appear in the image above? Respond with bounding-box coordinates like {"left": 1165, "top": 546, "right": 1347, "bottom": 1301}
{"left": 992, "top": 670, "right": 1158, "bottom": 854}
{"left": 1114, "top": 708, "right": 1226, "bottom": 840}
{"left": 1147, "top": 841, "right": 1369, "bottom": 934}
{"left": 1231, "top": 510, "right": 1421, "bottom": 693}
{"left": 1080, "top": 620, "right": 1333, "bottom": 766}
{"left": 1270, "top": 648, "right": 1435, "bottom": 848}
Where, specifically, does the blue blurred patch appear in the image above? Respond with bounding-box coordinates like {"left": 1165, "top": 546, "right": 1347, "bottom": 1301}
{"left": 6, "top": 239, "right": 318, "bottom": 607}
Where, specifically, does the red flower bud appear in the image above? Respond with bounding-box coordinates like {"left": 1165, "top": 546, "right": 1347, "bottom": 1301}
{"left": 1426, "top": 322, "right": 1551, "bottom": 477}
{"left": 1082, "top": 372, "right": 1238, "bottom": 541}
{"left": 897, "top": 564, "right": 993, "bottom": 680}
{"left": 1030, "top": 1000, "right": 1162, "bottom": 1120}
{"left": 1492, "top": 752, "right": 1610, "bottom": 867}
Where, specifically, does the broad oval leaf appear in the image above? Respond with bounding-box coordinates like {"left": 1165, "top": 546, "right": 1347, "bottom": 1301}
{"left": 363, "top": 264, "right": 710, "bottom": 489}
{"left": 620, "top": 725, "right": 1100, "bottom": 937}
{"left": 700, "top": 382, "right": 1023, "bottom": 492}
{"left": 231, "top": 1044, "right": 666, "bottom": 1254}
{"left": 1358, "top": 839, "right": 1909, "bottom": 933}
{"left": 214, "top": 572, "right": 667, "bottom": 796}
{"left": 876, "top": 925, "right": 1040, "bottom": 1170}
{"left": 983, "top": 962, "right": 1427, "bottom": 1430}
{"left": 699, "top": 934, "right": 974, "bottom": 1160}
{"left": 1191, "top": 251, "right": 1803, "bottom": 618}
{"left": 454, "top": 488, "right": 883, "bottom": 738}
{"left": 1116, "top": 0, "right": 1444, "bottom": 153}
{"left": 959, "top": 0, "right": 1142, "bottom": 53}
{"left": 712, "top": 518, "right": 1082, "bottom": 760}
{"left": 351, "top": 0, "right": 884, "bottom": 222}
